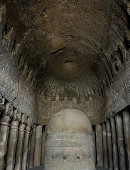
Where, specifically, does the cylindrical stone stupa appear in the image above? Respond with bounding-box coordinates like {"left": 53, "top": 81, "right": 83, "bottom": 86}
{"left": 45, "top": 109, "right": 95, "bottom": 170}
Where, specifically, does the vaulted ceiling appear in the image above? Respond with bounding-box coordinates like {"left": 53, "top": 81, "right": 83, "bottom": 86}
{"left": 2, "top": 0, "right": 130, "bottom": 101}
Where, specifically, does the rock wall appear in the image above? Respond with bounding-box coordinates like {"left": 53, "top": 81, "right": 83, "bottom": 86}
{"left": 0, "top": 49, "right": 36, "bottom": 117}
{"left": 105, "top": 51, "right": 130, "bottom": 118}
{"left": 36, "top": 94, "right": 105, "bottom": 125}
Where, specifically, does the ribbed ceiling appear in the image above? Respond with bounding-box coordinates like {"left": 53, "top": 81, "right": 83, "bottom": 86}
{"left": 1, "top": 0, "right": 130, "bottom": 101}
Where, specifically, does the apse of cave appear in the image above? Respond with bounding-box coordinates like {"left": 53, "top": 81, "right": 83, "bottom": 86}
{"left": 0, "top": 0, "right": 130, "bottom": 170}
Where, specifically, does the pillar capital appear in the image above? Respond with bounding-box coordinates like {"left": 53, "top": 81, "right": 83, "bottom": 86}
{"left": 27, "top": 117, "right": 33, "bottom": 127}
{"left": 12, "top": 109, "right": 22, "bottom": 122}
{"left": 17, "top": 114, "right": 27, "bottom": 133}
{"left": 26, "top": 117, "right": 33, "bottom": 132}
{"left": 0, "top": 96, "right": 5, "bottom": 113}
{"left": 0, "top": 101, "right": 13, "bottom": 126}
{"left": 3, "top": 101, "right": 13, "bottom": 117}
{"left": 10, "top": 109, "right": 21, "bottom": 129}
{"left": 21, "top": 114, "right": 27, "bottom": 125}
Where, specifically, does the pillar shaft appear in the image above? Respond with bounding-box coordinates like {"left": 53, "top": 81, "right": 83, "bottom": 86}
{"left": 6, "top": 121, "right": 19, "bottom": 170}
{"left": 34, "top": 125, "right": 43, "bottom": 167}
{"left": 22, "top": 117, "right": 32, "bottom": 170}
{"left": 110, "top": 117, "right": 119, "bottom": 170}
{"left": 6, "top": 110, "right": 21, "bottom": 170}
{"left": 102, "top": 123, "right": 108, "bottom": 168}
{"left": 106, "top": 120, "right": 113, "bottom": 169}
{"left": 95, "top": 125, "right": 103, "bottom": 166}
{"left": 26, "top": 127, "right": 33, "bottom": 169}
{"left": 14, "top": 114, "right": 27, "bottom": 170}
{"left": 123, "top": 110, "right": 130, "bottom": 170}
{"left": 115, "top": 114, "right": 127, "bottom": 170}
{"left": 0, "top": 102, "right": 13, "bottom": 170}
{"left": 92, "top": 127, "right": 96, "bottom": 165}
{"left": 28, "top": 124, "right": 36, "bottom": 168}
{"left": 41, "top": 126, "right": 47, "bottom": 165}
{"left": 41, "top": 128, "right": 44, "bottom": 165}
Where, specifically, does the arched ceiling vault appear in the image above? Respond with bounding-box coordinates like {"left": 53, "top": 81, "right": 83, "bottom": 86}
{"left": 1, "top": 0, "right": 130, "bottom": 101}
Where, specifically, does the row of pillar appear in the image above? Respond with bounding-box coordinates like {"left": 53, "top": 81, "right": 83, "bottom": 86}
{"left": 28, "top": 124, "right": 47, "bottom": 168}
{"left": 95, "top": 109, "right": 130, "bottom": 170}
{"left": 0, "top": 95, "right": 45, "bottom": 170}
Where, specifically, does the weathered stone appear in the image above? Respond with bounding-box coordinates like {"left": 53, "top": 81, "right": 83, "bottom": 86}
{"left": 2, "top": 27, "right": 16, "bottom": 51}
{"left": 0, "top": 4, "right": 6, "bottom": 41}
{"left": 28, "top": 124, "right": 36, "bottom": 168}
{"left": 95, "top": 125, "right": 103, "bottom": 167}
{"left": 14, "top": 114, "right": 27, "bottom": 170}
{"left": 110, "top": 117, "right": 119, "bottom": 170}
{"left": 123, "top": 110, "right": 130, "bottom": 170}
{"left": 41, "top": 126, "right": 47, "bottom": 165}
{"left": 106, "top": 120, "right": 113, "bottom": 169}
{"left": 102, "top": 123, "right": 108, "bottom": 169}
{"left": 0, "top": 40, "right": 36, "bottom": 120}
{"left": 115, "top": 114, "right": 127, "bottom": 170}
{"left": 6, "top": 109, "right": 21, "bottom": 170}
{"left": 0, "top": 101, "right": 13, "bottom": 170}
{"left": 34, "top": 125, "right": 43, "bottom": 167}
{"left": 22, "top": 117, "right": 33, "bottom": 170}
{"left": 92, "top": 128, "right": 96, "bottom": 166}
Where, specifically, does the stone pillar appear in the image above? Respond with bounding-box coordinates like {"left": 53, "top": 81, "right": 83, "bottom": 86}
{"left": 26, "top": 129, "right": 32, "bottom": 170}
{"left": 14, "top": 114, "right": 27, "bottom": 170}
{"left": 92, "top": 128, "right": 96, "bottom": 166}
{"left": 41, "top": 126, "right": 47, "bottom": 165}
{"left": 95, "top": 125, "right": 103, "bottom": 167}
{"left": 123, "top": 110, "right": 130, "bottom": 170}
{"left": 110, "top": 117, "right": 119, "bottom": 170}
{"left": 6, "top": 109, "right": 21, "bottom": 170}
{"left": 106, "top": 120, "right": 113, "bottom": 170}
{"left": 102, "top": 123, "right": 108, "bottom": 168}
{"left": 0, "top": 101, "right": 13, "bottom": 170}
{"left": 22, "top": 117, "right": 32, "bottom": 170}
{"left": 34, "top": 125, "right": 43, "bottom": 167}
{"left": 41, "top": 128, "right": 44, "bottom": 165}
{"left": 28, "top": 124, "right": 36, "bottom": 168}
{"left": 115, "top": 114, "right": 127, "bottom": 170}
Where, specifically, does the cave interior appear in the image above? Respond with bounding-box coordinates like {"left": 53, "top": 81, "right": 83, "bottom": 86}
{"left": 0, "top": 0, "right": 130, "bottom": 170}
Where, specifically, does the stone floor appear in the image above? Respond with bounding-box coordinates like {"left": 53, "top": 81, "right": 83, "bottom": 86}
{"left": 28, "top": 166, "right": 108, "bottom": 170}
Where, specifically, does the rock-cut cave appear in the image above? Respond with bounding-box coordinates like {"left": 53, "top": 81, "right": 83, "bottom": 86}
{"left": 0, "top": 0, "right": 130, "bottom": 170}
